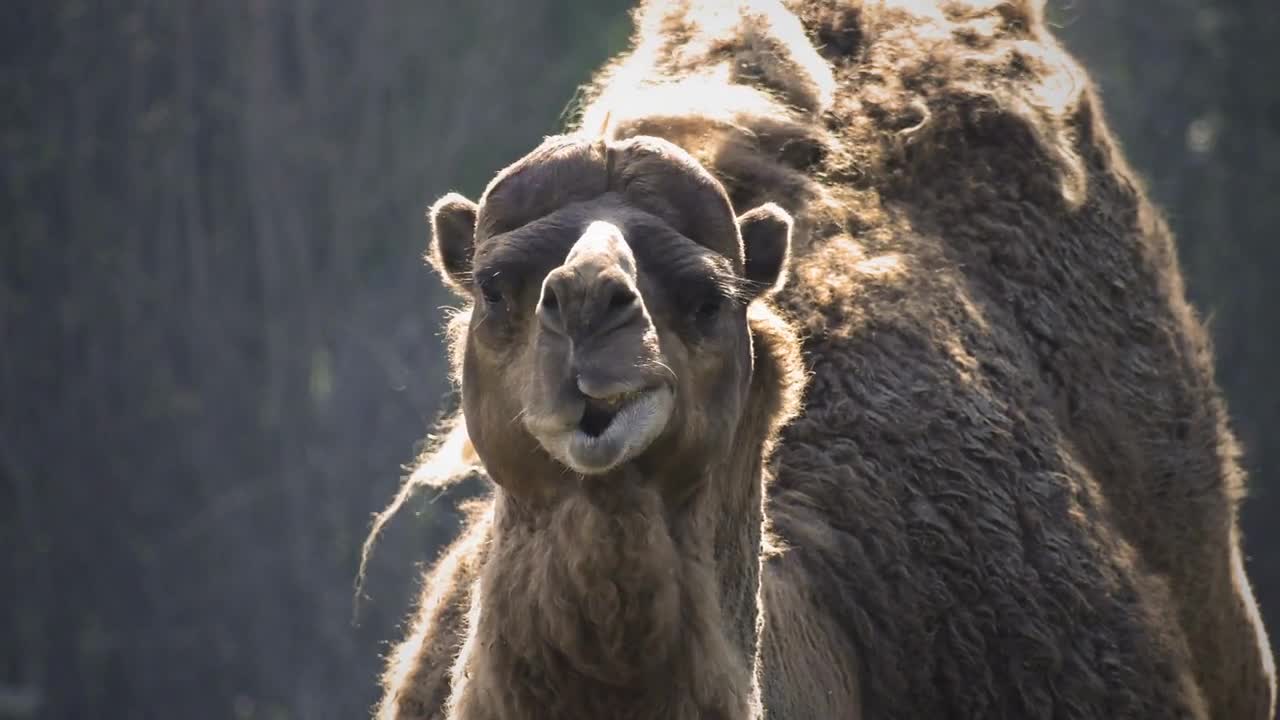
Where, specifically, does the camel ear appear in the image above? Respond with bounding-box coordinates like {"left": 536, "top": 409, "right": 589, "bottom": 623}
{"left": 428, "top": 193, "right": 478, "bottom": 295}
{"left": 738, "top": 202, "right": 792, "bottom": 298}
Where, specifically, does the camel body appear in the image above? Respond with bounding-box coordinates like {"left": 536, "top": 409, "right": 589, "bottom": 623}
{"left": 375, "top": 1, "right": 1276, "bottom": 718}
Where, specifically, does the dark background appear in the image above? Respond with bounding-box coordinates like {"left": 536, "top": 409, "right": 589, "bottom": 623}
{"left": 1, "top": 1, "right": 1275, "bottom": 718}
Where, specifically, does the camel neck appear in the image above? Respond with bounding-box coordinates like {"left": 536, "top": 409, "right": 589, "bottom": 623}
{"left": 449, "top": 471, "right": 765, "bottom": 720}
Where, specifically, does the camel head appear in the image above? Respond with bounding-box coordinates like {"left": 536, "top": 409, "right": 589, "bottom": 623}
{"left": 427, "top": 135, "right": 791, "bottom": 500}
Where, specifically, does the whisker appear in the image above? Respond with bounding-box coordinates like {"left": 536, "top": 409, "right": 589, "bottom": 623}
{"left": 651, "top": 359, "right": 679, "bottom": 384}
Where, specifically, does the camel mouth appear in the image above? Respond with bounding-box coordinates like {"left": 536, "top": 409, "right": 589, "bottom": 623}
{"left": 578, "top": 391, "right": 643, "bottom": 437}
{"left": 538, "top": 385, "right": 675, "bottom": 475}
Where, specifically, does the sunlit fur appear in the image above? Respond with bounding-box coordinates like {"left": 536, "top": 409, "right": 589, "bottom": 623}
{"left": 374, "top": 1, "right": 1276, "bottom": 718}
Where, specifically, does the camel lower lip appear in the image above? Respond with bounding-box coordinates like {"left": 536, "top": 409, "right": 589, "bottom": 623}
{"left": 547, "top": 386, "right": 674, "bottom": 475}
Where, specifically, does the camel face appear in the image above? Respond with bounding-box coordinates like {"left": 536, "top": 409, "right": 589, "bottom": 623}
{"left": 425, "top": 136, "right": 792, "bottom": 491}
{"left": 519, "top": 217, "right": 676, "bottom": 474}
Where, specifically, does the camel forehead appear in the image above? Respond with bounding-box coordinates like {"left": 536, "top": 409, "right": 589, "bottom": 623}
{"left": 472, "top": 196, "right": 727, "bottom": 281}
{"left": 472, "top": 134, "right": 744, "bottom": 266}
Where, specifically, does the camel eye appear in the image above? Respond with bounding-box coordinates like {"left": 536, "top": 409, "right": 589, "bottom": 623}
{"left": 693, "top": 295, "right": 722, "bottom": 323}
{"left": 477, "top": 274, "right": 504, "bottom": 306}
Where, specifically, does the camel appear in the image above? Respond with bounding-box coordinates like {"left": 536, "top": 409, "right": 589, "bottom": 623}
{"left": 370, "top": 1, "right": 1276, "bottom": 717}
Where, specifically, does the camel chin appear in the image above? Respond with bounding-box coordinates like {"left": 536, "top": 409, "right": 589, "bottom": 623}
{"left": 533, "top": 385, "right": 675, "bottom": 475}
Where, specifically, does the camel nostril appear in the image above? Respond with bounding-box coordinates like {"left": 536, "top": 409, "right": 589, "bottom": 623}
{"left": 541, "top": 286, "right": 560, "bottom": 313}
{"left": 608, "top": 286, "right": 636, "bottom": 312}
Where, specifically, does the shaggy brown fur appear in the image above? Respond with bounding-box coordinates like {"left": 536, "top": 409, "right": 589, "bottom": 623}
{"left": 374, "top": 1, "right": 1276, "bottom": 718}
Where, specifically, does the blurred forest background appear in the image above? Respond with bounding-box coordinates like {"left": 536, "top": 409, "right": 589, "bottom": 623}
{"left": 1, "top": 1, "right": 1276, "bottom": 718}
